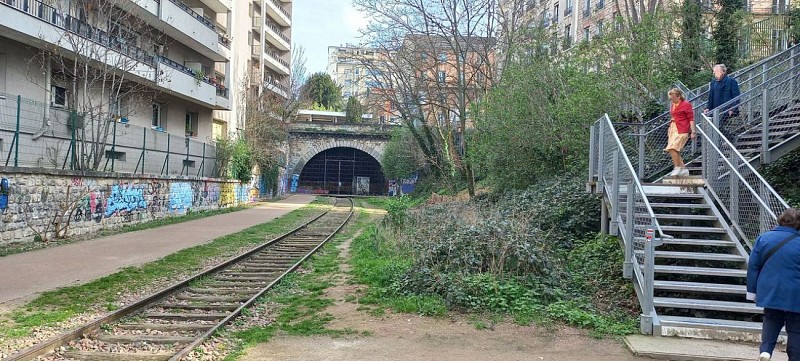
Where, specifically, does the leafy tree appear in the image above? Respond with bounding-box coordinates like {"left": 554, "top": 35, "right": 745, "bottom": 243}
{"left": 302, "top": 72, "right": 341, "bottom": 110}
{"left": 680, "top": 0, "right": 706, "bottom": 81}
{"left": 230, "top": 138, "right": 253, "bottom": 183}
{"left": 714, "top": 0, "right": 744, "bottom": 69}
{"left": 344, "top": 96, "right": 365, "bottom": 122}
{"left": 382, "top": 127, "right": 425, "bottom": 179}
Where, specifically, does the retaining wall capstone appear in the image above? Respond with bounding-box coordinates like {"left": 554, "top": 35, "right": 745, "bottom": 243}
{"left": 0, "top": 167, "right": 257, "bottom": 245}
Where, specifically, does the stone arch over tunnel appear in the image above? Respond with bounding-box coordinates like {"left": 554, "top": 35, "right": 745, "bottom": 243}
{"left": 290, "top": 141, "right": 386, "bottom": 195}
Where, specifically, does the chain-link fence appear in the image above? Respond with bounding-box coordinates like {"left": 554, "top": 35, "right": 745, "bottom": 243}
{"left": 0, "top": 92, "right": 218, "bottom": 177}
{"left": 590, "top": 114, "right": 668, "bottom": 334}
{"left": 697, "top": 114, "right": 790, "bottom": 247}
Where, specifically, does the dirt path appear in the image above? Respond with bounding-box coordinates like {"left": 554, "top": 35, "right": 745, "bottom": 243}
{"left": 240, "top": 212, "right": 647, "bottom": 361}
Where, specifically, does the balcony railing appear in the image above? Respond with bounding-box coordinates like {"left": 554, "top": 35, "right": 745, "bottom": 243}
{"left": 265, "top": 77, "right": 288, "bottom": 94}
{"left": 267, "top": 0, "right": 291, "bottom": 20}
{"left": 158, "top": 56, "right": 227, "bottom": 95}
{"left": 216, "top": 86, "right": 228, "bottom": 98}
{"left": 2, "top": 0, "right": 157, "bottom": 67}
{"left": 167, "top": 0, "right": 230, "bottom": 45}
{"left": 265, "top": 18, "right": 290, "bottom": 44}
{"left": 564, "top": 6, "right": 573, "bottom": 15}
{"left": 264, "top": 47, "right": 290, "bottom": 69}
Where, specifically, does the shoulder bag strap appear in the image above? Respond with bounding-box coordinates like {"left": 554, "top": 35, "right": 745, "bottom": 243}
{"left": 762, "top": 232, "right": 800, "bottom": 265}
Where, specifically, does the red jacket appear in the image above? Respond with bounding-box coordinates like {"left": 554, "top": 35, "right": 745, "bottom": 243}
{"left": 670, "top": 100, "right": 694, "bottom": 133}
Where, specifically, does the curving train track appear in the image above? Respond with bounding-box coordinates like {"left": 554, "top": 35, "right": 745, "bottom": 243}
{"left": 4, "top": 197, "right": 354, "bottom": 361}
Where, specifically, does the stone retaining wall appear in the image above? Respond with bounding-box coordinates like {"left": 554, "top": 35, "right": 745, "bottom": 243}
{"left": 0, "top": 167, "right": 256, "bottom": 245}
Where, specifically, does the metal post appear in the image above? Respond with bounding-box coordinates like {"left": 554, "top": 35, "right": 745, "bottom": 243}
{"left": 623, "top": 183, "right": 635, "bottom": 279}
{"left": 640, "top": 227, "right": 656, "bottom": 335}
{"left": 600, "top": 198, "right": 609, "bottom": 235}
{"left": 609, "top": 150, "right": 620, "bottom": 236}
{"left": 197, "top": 143, "right": 205, "bottom": 177}
{"left": 759, "top": 182, "right": 770, "bottom": 233}
{"left": 637, "top": 124, "right": 645, "bottom": 179}
{"left": 14, "top": 95, "right": 20, "bottom": 167}
{"left": 596, "top": 120, "right": 605, "bottom": 193}
{"left": 162, "top": 134, "right": 171, "bottom": 175}
{"left": 70, "top": 113, "right": 76, "bottom": 170}
{"left": 730, "top": 152, "right": 740, "bottom": 226}
{"left": 588, "top": 124, "right": 597, "bottom": 190}
{"left": 110, "top": 119, "right": 117, "bottom": 172}
{"left": 182, "top": 137, "right": 190, "bottom": 176}
{"left": 761, "top": 88, "right": 771, "bottom": 164}
{"left": 141, "top": 128, "right": 146, "bottom": 174}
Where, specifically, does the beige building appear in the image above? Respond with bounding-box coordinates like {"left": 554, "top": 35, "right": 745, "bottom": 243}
{"left": 213, "top": 0, "right": 292, "bottom": 139}
{"left": 326, "top": 45, "right": 381, "bottom": 102}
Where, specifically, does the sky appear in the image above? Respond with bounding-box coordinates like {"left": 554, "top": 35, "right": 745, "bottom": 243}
{"left": 293, "top": 0, "right": 369, "bottom": 74}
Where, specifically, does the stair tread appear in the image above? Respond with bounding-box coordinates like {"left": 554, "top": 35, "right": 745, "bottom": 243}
{"left": 653, "top": 280, "right": 747, "bottom": 293}
{"left": 659, "top": 315, "right": 772, "bottom": 332}
{"left": 653, "top": 213, "right": 718, "bottom": 220}
{"left": 647, "top": 202, "right": 711, "bottom": 208}
{"left": 645, "top": 193, "right": 703, "bottom": 198}
{"left": 653, "top": 265, "right": 746, "bottom": 277}
{"left": 646, "top": 250, "right": 745, "bottom": 261}
{"left": 659, "top": 225, "right": 726, "bottom": 233}
{"left": 654, "top": 297, "right": 761, "bottom": 313}
{"left": 661, "top": 238, "right": 735, "bottom": 246}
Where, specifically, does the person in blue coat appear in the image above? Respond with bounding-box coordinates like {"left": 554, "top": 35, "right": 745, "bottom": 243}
{"left": 747, "top": 208, "right": 800, "bottom": 361}
{"left": 703, "top": 64, "right": 741, "bottom": 140}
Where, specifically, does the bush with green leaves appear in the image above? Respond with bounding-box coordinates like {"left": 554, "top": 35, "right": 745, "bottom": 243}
{"left": 230, "top": 139, "right": 253, "bottom": 183}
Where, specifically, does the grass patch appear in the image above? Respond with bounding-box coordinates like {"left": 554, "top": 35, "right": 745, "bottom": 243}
{"left": 223, "top": 208, "right": 373, "bottom": 360}
{"left": 0, "top": 205, "right": 252, "bottom": 258}
{"left": 0, "top": 199, "right": 332, "bottom": 342}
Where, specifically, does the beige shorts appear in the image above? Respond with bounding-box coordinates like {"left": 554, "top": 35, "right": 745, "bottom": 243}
{"left": 664, "top": 122, "right": 689, "bottom": 152}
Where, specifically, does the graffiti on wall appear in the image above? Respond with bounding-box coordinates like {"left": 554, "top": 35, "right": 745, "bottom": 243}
{"left": 105, "top": 184, "right": 147, "bottom": 217}
{"left": 192, "top": 182, "right": 220, "bottom": 207}
{"left": 169, "top": 182, "right": 193, "bottom": 214}
{"left": 73, "top": 191, "right": 105, "bottom": 223}
{"left": 220, "top": 183, "right": 235, "bottom": 207}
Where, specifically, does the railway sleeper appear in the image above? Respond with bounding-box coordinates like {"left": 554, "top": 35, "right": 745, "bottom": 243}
{"left": 116, "top": 323, "right": 211, "bottom": 332}
{"left": 200, "top": 281, "right": 269, "bottom": 288}
{"left": 188, "top": 288, "right": 262, "bottom": 295}
{"left": 93, "top": 333, "right": 196, "bottom": 345}
{"left": 218, "top": 272, "right": 281, "bottom": 277}
{"left": 144, "top": 312, "right": 228, "bottom": 321}
{"left": 62, "top": 351, "right": 173, "bottom": 361}
{"left": 158, "top": 303, "right": 240, "bottom": 312}
{"left": 174, "top": 294, "right": 250, "bottom": 303}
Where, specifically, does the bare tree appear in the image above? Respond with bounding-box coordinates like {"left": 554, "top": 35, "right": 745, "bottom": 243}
{"left": 354, "top": 0, "right": 501, "bottom": 197}
{"left": 28, "top": 0, "right": 166, "bottom": 170}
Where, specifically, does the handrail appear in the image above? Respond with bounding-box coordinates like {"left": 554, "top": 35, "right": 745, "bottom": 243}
{"left": 696, "top": 113, "right": 789, "bottom": 244}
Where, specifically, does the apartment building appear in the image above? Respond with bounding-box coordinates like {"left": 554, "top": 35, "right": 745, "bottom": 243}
{"left": 0, "top": 0, "right": 233, "bottom": 143}
{"left": 326, "top": 45, "right": 380, "bottom": 101}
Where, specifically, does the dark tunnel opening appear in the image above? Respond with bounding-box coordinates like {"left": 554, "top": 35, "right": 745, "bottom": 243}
{"left": 297, "top": 147, "right": 386, "bottom": 195}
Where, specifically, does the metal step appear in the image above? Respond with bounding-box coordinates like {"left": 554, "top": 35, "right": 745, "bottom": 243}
{"left": 659, "top": 225, "right": 726, "bottom": 234}
{"left": 653, "top": 280, "right": 746, "bottom": 294}
{"left": 660, "top": 237, "right": 735, "bottom": 247}
{"left": 659, "top": 315, "right": 781, "bottom": 335}
{"left": 653, "top": 265, "right": 746, "bottom": 277}
{"left": 653, "top": 213, "right": 718, "bottom": 221}
{"left": 645, "top": 193, "right": 704, "bottom": 199}
{"left": 654, "top": 297, "right": 762, "bottom": 313}
{"left": 645, "top": 251, "right": 745, "bottom": 262}
{"left": 646, "top": 202, "right": 711, "bottom": 209}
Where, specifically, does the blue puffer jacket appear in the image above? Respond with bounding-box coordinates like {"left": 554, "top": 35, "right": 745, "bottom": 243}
{"left": 747, "top": 226, "right": 800, "bottom": 313}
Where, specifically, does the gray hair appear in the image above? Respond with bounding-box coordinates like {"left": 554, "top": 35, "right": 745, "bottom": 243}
{"left": 713, "top": 64, "right": 727, "bottom": 73}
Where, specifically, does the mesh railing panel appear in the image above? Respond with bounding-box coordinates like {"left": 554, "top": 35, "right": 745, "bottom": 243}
{"left": 0, "top": 92, "right": 218, "bottom": 177}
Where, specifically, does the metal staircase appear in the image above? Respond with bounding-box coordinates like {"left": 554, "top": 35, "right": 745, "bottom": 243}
{"left": 586, "top": 44, "right": 800, "bottom": 340}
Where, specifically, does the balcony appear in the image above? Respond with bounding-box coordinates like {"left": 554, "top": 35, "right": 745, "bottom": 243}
{"left": 264, "top": 18, "right": 290, "bottom": 51}
{"left": 216, "top": 87, "right": 230, "bottom": 109}
{"left": 197, "top": 0, "right": 232, "bottom": 12}
{"left": 266, "top": 0, "right": 291, "bottom": 26}
{"left": 253, "top": 16, "right": 262, "bottom": 32}
{"left": 251, "top": 43, "right": 262, "bottom": 59}
{"left": 0, "top": 0, "right": 156, "bottom": 82}
{"left": 157, "top": 56, "right": 229, "bottom": 109}
{"left": 160, "top": 0, "right": 230, "bottom": 61}
{"left": 264, "top": 47, "right": 290, "bottom": 75}
{"left": 265, "top": 77, "right": 288, "bottom": 99}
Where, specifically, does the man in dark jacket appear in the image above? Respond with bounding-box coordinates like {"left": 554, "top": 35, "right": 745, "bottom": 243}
{"left": 747, "top": 208, "right": 800, "bottom": 361}
{"left": 703, "top": 64, "right": 741, "bottom": 141}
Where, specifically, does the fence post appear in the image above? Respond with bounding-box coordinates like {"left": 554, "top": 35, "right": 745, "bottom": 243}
{"left": 162, "top": 133, "right": 171, "bottom": 175}
{"left": 609, "top": 150, "right": 620, "bottom": 236}
{"left": 730, "top": 150, "right": 740, "bottom": 228}
{"left": 640, "top": 227, "right": 656, "bottom": 335}
{"left": 637, "top": 123, "right": 645, "bottom": 179}
{"left": 197, "top": 143, "right": 206, "bottom": 178}
{"left": 141, "top": 128, "right": 146, "bottom": 174}
{"left": 596, "top": 119, "right": 605, "bottom": 193}
{"left": 110, "top": 119, "right": 117, "bottom": 172}
{"left": 588, "top": 124, "right": 597, "bottom": 190}
{"left": 761, "top": 88, "right": 771, "bottom": 164}
{"left": 14, "top": 95, "right": 20, "bottom": 167}
{"left": 623, "top": 183, "right": 634, "bottom": 279}
{"left": 181, "top": 137, "right": 190, "bottom": 176}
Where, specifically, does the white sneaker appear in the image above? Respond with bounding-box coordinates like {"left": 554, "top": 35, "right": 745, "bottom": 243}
{"left": 678, "top": 167, "right": 690, "bottom": 176}
{"left": 668, "top": 168, "right": 680, "bottom": 176}
{"left": 759, "top": 351, "right": 771, "bottom": 361}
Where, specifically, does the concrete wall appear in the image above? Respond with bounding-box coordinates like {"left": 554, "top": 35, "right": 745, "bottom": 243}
{"left": 0, "top": 167, "right": 257, "bottom": 245}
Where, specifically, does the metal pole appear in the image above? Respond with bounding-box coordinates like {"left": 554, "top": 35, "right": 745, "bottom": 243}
{"left": 197, "top": 143, "right": 205, "bottom": 177}
{"left": 70, "top": 113, "right": 76, "bottom": 170}
{"left": 588, "top": 124, "right": 597, "bottom": 190}
{"left": 110, "top": 119, "right": 117, "bottom": 172}
{"left": 600, "top": 198, "right": 609, "bottom": 234}
{"left": 596, "top": 120, "right": 605, "bottom": 193}
{"left": 641, "top": 227, "right": 656, "bottom": 335}
{"left": 761, "top": 88, "right": 770, "bottom": 164}
{"left": 141, "top": 128, "right": 146, "bottom": 174}
{"left": 14, "top": 95, "right": 21, "bottom": 167}
{"left": 637, "top": 124, "right": 645, "bottom": 179}
{"left": 609, "top": 150, "right": 620, "bottom": 236}
{"left": 730, "top": 151, "right": 740, "bottom": 227}
{"left": 623, "top": 184, "right": 635, "bottom": 279}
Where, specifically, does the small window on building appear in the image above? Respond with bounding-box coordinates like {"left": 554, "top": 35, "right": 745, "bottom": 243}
{"left": 553, "top": 4, "right": 559, "bottom": 23}
{"left": 52, "top": 85, "right": 66, "bottom": 107}
{"left": 597, "top": 19, "right": 604, "bottom": 36}
{"left": 105, "top": 150, "right": 126, "bottom": 161}
{"left": 152, "top": 103, "right": 163, "bottom": 128}
{"left": 438, "top": 53, "right": 447, "bottom": 62}
{"left": 584, "top": 26, "right": 591, "bottom": 41}
{"left": 438, "top": 71, "right": 446, "bottom": 83}
{"left": 185, "top": 112, "right": 198, "bottom": 138}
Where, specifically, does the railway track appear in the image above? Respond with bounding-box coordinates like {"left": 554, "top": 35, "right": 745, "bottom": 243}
{"left": 5, "top": 197, "right": 354, "bottom": 361}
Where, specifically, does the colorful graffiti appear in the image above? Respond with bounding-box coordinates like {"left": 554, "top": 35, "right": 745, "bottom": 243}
{"left": 105, "top": 184, "right": 147, "bottom": 217}
{"left": 73, "top": 191, "right": 105, "bottom": 223}
{"left": 169, "top": 182, "right": 193, "bottom": 214}
{"left": 220, "top": 183, "right": 235, "bottom": 207}
{"left": 191, "top": 182, "right": 221, "bottom": 208}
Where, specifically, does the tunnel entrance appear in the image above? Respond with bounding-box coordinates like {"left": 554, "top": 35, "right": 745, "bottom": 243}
{"left": 298, "top": 147, "right": 386, "bottom": 195}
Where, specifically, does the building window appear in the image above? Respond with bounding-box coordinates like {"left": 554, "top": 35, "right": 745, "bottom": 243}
{"left": 152, "top": 103, "right": 162, "bottom": 128}
{"left": 596, "top": 0, "right": 605, "bottom": 10}
{"left": 553, "top": 4, "right": 559, "bottom": 23}
{"left": 583, "top": 0, "right": 591, "bottom": 17}
{"left": 565, "top": 0, "right": 573, "bottom": 14}
{"left": 438, "top": 53, "right": 447, "bottom": 62}
{"left": 564, "top": 24, "right": 572, "bottom": 48}
{"left": 597, "top": 19, "right": 604, "bottom": 35}
{"left": 613, "top": 11, "right": 623, "bottom": 31}
{"left": 51, "top": 85, "right": 66, "bottom": 107}
{"left": 185, "top": 112, "right": 198, "bottom": 138}
{"left": 584, "top": 26, "right": 590, "bottom": 41}
{"left": 437, "top": 71, "right": 446, "bottom": 83}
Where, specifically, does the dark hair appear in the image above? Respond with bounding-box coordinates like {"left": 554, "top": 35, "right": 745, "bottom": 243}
{"left": 777, "top": 208, "right": 800, "bottom": 230}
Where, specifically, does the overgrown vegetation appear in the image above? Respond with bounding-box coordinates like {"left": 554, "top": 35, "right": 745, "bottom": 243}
{"left": 762, "top": 147, "right": 800, "bottom": 207}
{"left": 350, "top": 178, "right": 638, "bottom": 335}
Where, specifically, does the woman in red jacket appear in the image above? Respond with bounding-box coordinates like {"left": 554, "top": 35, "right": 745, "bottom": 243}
{"left": 664, "top": 88, "right": 697, "bottom": 176}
